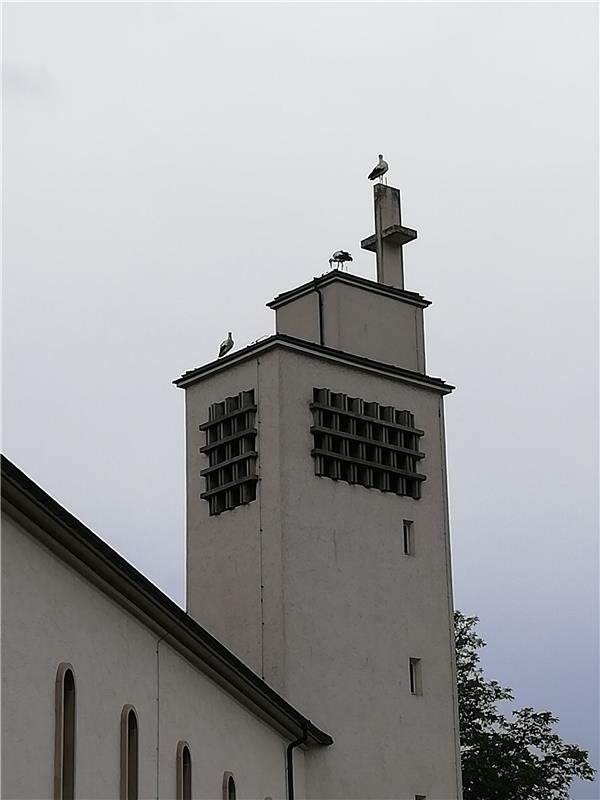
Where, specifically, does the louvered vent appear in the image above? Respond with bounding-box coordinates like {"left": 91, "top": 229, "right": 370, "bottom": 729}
{"left": 310, "top": 388, "right": 425, "bottom": 498}
{"left": 199, "top": 389, "right": 258, "bottom": 515}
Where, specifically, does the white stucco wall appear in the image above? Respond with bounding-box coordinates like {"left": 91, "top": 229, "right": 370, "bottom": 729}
{"left": 272, "top": 351, "right": 459, "bottom": 800}
{"left": 185, "top": 357, "right": 271, "bottom": 678}
{"left": 275, "top": 292, "right": 320, "bottom": 346}
{"left": 273, "top": 282, "right": 426, "bottom": 373}
{"left": 1, "top": 513, "right": 303, "bottom": 800}
{"left": 320, "top": 281, "right": 426, "bottom": 373}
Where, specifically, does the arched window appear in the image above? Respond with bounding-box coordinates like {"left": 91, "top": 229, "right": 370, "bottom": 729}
{"left": 176, "top": 741, "right": 192, "bottom": 800}
{"left": 54, "top": 663, "right": 76, "bottom": 800}
{"left": 120, "top": 705, "right": 138, "bottom": 800}
{"left": 222, "top": 771, "right": 236, "bottom": 800}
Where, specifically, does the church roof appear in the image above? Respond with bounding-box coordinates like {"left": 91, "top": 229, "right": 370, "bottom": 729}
{"left": 0, "top": 455, "right": 333, "bottom": 748}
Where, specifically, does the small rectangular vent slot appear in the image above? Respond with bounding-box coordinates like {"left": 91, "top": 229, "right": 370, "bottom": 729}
{"left": 199, "top": 389, "right": 258, "bottom": 515}
{"left": 310, "top": 388, "right": 425, "bottom": 499}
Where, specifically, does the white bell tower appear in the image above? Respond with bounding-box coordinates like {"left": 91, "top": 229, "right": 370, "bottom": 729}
{"left": 175, "top": 181, "right": 462, "bottom": 800}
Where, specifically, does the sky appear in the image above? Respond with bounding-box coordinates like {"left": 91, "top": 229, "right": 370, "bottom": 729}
{"left": 3, "top": 2, "right": 598, "bottom": 796}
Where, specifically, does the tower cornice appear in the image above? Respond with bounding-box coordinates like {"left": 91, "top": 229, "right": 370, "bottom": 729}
{"left": 267, "top": 271, "right": 431, "bottom": 311}
{"left": 173, "top": 334, "right": 453, "bottom": 394}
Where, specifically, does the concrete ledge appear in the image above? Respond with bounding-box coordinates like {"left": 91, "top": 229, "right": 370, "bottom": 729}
{"left": 267, "top": 271, "right": 430, "bottom": 310}
{"left": 360, "top": 224, "right": 418, "bottom": 252}
{"left": 174, "top": 334, "right": 454, "bottom": 394}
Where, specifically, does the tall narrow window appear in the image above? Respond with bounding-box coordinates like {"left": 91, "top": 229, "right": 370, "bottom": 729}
{"left": 409, "top": 657, "right": 423, "bottom": 696}
{"left": 54, "top": 663, "right": 76, "bottom": 800}
{"left": 120, "top": 705, "right": 139, "bottom": 800}
{"left": 222, "top": 772, "right": 236, "bottom": 800}
{"left": 176, "top": 741, "right": 192, "bottom": 800}
{"left": 403, "top": 520, "right": 415, "bottom": 555}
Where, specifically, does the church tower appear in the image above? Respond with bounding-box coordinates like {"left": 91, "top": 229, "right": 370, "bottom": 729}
{"left": 175, "top": 182, "right": 462, "bottom": 800}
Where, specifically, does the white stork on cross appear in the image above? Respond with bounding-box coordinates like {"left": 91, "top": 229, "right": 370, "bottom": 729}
{"left": 368, "top": 154, "right": 389, "bottom": 184}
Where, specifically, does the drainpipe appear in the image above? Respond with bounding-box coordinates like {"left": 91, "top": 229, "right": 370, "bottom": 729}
{"left": 286, "top": 723, "right": 308, "bottom": 800}
{"left": 313, "top": 282, "right": 324, "bottom": 346}
{"left": 155, "top": 633, "right": 168, "bottom": 800}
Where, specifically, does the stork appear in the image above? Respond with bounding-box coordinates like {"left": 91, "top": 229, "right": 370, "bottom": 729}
{"left": 329, "top": 250, "right": 353, "bottom": 271}
{"left": 368, "top": 154, "right": 389, "bottom": 184}
{"left": 218, "top": 332, "right": 234, "bottom": 358}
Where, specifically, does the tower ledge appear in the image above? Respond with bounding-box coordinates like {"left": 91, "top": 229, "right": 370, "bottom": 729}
{"left": 267, "top": 271, "right": 430, "bottom": 311}
{"left": 173, "top": 333, "right": 454, "bottom": 394}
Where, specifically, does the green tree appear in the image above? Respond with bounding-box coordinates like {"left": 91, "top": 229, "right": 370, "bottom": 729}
{"left": 455, "top": 611, "right": 595, "bottom": 800}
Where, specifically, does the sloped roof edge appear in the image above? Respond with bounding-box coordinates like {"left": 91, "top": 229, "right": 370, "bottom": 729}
{"left": 267, "top": 271, "right": 431, "bottom": 310}
{"left": 0, "top": 455, "right": 333, "bottom": 748}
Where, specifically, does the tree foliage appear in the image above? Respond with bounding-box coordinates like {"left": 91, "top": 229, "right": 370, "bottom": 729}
{"left": 455, "top": 611, "right": 595, "bottom": 800}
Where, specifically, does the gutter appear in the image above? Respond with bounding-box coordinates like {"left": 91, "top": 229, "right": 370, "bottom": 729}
{"left": 313, "top": 281, "right": 324, "bottom": 346}
{"left": 286, "top": 723, "right": 308, "bottom": 800}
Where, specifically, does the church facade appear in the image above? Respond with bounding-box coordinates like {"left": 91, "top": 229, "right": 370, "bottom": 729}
{"left": 2, "top": 183, "right": 462, "bottom": 799}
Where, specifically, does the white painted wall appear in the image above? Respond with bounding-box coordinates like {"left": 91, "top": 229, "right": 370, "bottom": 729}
{"left": 184, "top": 344, "right": 461, "bottom": 800}
{"left": 273, "top": 280, "right": 426, "bottom": 372}
{"left": 1, "top": 514, "right": 302, "bottom": 800}
{"left": 185, "top": 357, "right": 270, "bottom": 677}
{"left": 271, "top": 350, "right": 459, "bottom": 800}
{"left": 319, "top": 281, "right": 426, "bottom": 373}
{"left": 275, "top": 292, "right": 320, "bottom": 346}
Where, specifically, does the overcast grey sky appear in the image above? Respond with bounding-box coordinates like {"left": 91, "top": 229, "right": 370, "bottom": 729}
{"left": 3, "top": 2, "right": 598, "bottom": 796}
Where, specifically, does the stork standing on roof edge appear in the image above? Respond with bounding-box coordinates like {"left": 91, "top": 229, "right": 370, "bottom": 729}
{"left": 329, "top": 250, "right": 353, "bottom": 271}
{"left": 368, "top": 154, "right": 389, "bottom": 184}
{"left": 218, "top": 332, "right": 234, "bottom": 358}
